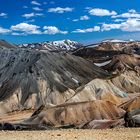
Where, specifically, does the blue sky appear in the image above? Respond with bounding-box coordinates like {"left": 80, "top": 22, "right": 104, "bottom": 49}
{"left": 0, "top": 0, "right": 140, "bottom": 44}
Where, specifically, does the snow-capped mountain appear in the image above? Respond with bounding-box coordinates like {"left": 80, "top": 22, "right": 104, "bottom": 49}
{"left": 102, "top": 39, "right": 127, "bottom": 43}
{"left": 19, "top": 39, "right": 82, "bottom": 51}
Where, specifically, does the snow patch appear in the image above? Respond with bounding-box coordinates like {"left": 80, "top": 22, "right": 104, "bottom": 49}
{"left": 94, "top": 60, "right": 111, "bottom": 67}
{"left": 102, "top": 39, "right": 126, "bottom": 43}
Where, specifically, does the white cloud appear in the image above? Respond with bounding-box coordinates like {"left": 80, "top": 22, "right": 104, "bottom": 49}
{"left": 11, "top": 32, "right": 25, "bottom": 36}
{"left": 11, "top": 32, "right": 19, "bottom": 35}
{"left": 35, "top": 13, "right": 44, "bottom": 16}
{"left": 23, "top": 6, "right": 28, "bottom": 9}
{"left": 22, "top": 13, "right": 35, "bottom": 18}
{"left": 113, "top": 19, "right": 125, "bottom": 22}
{"left": 33, "top": 7, "right": 43, "bottom": 11}
{"left": 102, "top": 23, "right": 121, "bottom": 31}
{"left": 102, "top": 18, "right": 140, "bottom": 32}
{"left": 85, "top": 7, "right": 92, "bottom": 10}
{"left": 0, "top": 13, "right": 7, "bottom": 18}
{"left": 31, "top": 1, "right": 41, "bottom": 6}
{"left": 89, "top": 8, "right": 117, "bottom": 16}
{"left": 112, "top": 9, "right": 140, "bottom": 18}
{"left": 72, "top": 26, "right": 100, "bottom": 33}
{"left": 67, "top": 18, "right": 70, "bottom": 20}
{"left": 129, "top": 9, "right": 136, "bottom": 13}
{"left": 72, "top": 19, "right": 79, "bottom": 22}
{"left": 121, "top": 18, "right": 140, "bottom": 32}
{"left": 0, "top": 27, "right": 11, "bottom": 34}
{"left": 22, "top": 12, "right": 44, "bottom": 18}
{"left": 48, "top": 7, "right": 73, "bottom": 13}
{"left": 43, "top": 26, "right": 68, "bottom": 34}
{"left": 80, "top": 15, "right": 90, "bottom": 20}
{"left": 23, "top": 19, "right": 35, "bottom": 23}
{"left": 0, "top": 24, "right": 68, "bottom": 36}
{"left": 11, "top": 23, "right": 41, "bottom": 34}
{"left": 73, "top": 15, "right": 90, "bottom": 22}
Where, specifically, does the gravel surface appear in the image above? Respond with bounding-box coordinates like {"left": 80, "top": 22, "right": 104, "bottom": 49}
{"left": 0, "top": 128, "right": 140, "bottom": 140}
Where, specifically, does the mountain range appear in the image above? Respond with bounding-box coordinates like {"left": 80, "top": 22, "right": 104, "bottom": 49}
{"left": 18, "top": 39, "right": 82, "bottom": 51}
{"left": 0, "top": 38, "right": 140, "bottom": 130}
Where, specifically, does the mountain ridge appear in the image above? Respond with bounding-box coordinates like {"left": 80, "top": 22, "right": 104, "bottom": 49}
{"left": 19, "top": 39, "right": 83, "bottom": 51}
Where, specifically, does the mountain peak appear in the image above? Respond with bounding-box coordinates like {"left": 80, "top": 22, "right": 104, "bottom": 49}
{"left": 19, "top": 39, "right": 83, "bottom": 51}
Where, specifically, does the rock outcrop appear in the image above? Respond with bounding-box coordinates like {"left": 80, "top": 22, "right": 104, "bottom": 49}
{"left": 0, "top": 47, "right": 110, "bottom": 115}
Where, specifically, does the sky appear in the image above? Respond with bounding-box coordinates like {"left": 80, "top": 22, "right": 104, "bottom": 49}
{"left": 0, "top": 0, "right": 140, "bottom": 44}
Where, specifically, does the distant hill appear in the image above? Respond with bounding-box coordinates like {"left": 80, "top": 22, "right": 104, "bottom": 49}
{"left": 0, "top": 39, "right": 17, "bottom": 49}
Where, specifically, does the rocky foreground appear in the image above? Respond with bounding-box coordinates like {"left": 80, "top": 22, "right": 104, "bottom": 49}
{"left": 0, "top": 128, "right": 140, "bottom": 140}
{"left": 0, "top": 39, "right": 140, "bottom": 130}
